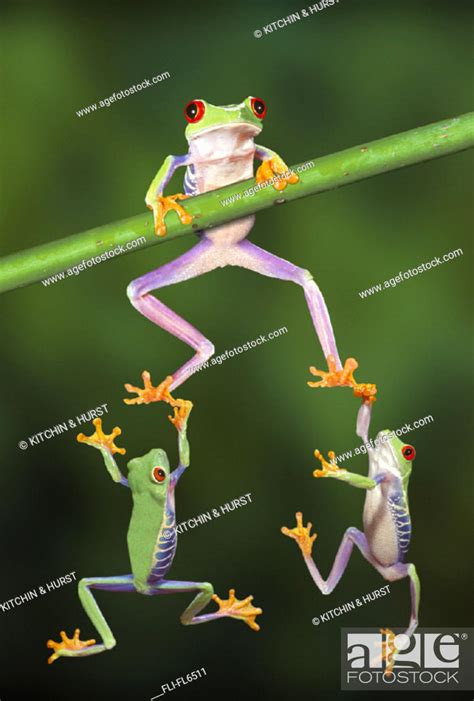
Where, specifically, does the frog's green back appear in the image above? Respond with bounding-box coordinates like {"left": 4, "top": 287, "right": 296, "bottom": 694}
{"left": 126, "top": 448, "right": 170, "bottom": 591}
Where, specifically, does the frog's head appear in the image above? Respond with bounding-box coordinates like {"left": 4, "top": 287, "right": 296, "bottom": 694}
{"left": 374, "top": 430, "right": 416, "bottom": 489}
{"left": 126, "top": 448, "right": 171, "bottom": 502}
{"left": 184, "top": 97, "right": 266, "bottom": 142}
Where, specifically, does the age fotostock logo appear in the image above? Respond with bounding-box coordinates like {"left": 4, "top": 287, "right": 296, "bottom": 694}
{"left": 341, "top": 628, "right": 473, "bottom": 691}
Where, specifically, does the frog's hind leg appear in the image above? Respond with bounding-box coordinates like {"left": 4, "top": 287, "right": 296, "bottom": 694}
{"left": 149, "top": 579, "right": 262, "bottom": 631}
{"left": 229, "top": 240, "right": 376, "bottom": 402}
{"left": 306, "top": 531, "right": 420, "bottom": 637}
{"left": 46, "top": 575, "right": 135, "bottom": 663}
{"left": 282, "top": 516, "right": 376, "bottom": 595}
{"left": 127, "top": 239, "right": 220, "bottom": 392}
{"left": 282, "top": 515, "right": 419, "bottom": 632}
{"left": 374, "top": 562, "right": 420, "bottom": 638}
{"left": 229, "top": 239, "right": 342, "bottom": 366}
{"left": 373, "top": 562, "right": 420, "bottom": 674}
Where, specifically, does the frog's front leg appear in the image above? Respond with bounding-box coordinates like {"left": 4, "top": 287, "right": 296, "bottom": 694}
{"left": 77, "top": 418, "right": 129, "bottom": 487}
{"left": 168, "top": 398, "right": 193, "bottom": 486}
{"left": 149, "top": 580, "right": 262, "bottom": 631}
{"left": 126, "top": 238, "right": 221, "bottom": 393}
{"left": 254, "top": 144, "right": 299, "bottom": 191}
{"left": 312, "top": 449, "right": 384, "bottom": 489}
{"left": 145, "top": 154, "right": 193, "bottom": 237}
{"left": 356, "top": 401, "right": 373, "bottom": 445}
{"left": 47, "top": 575, "right": 136, "bottom": 663}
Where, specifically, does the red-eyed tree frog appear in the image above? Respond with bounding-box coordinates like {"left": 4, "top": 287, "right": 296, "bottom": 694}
{"left": 281, "top": 404, "right": 420, "bottom": 668}
{"left": 124, "top": 97, "right": 376, "bottom": 408}
{"left": 46, "top": 399, "right": 262, "bottom": 663}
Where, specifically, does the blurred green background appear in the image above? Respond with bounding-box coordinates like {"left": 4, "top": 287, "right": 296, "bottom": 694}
{"left": 1, "top": 1, "right": 472, "bottom": 699}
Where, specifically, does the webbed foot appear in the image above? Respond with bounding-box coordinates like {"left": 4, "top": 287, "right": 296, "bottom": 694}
{"left": 281, "top": 511, "right": 317, "bottom": 556}
{"left": 353, "top": 381, "right": 378, "bottom": 405}
{"left": 46, "top": 628, "right": 96, "bottom": 664}
{"left": 77, "top": 418, "right": 125, "bottom": 455}
{"left": 313, "top": 449, "right": 346, "bottom": 478}
{"left": 124, "top": 371, "right": 176, "bottom": 406}
{"left": 255, "top": 155, "right": 299, "bottom": 191}
{"left": 308, "top": 355, "right": 357, "bottom": 388}
{"left": 148, "top": 193, "right": 193, "bottom": 237}
{"left": 168, "top": 399, "right": 193, "bottom": 432}
{"left": 211, "top": 589, "right": 262, "bottom": 631}
{"left": 379, "top": 627, "right": 397, "bottom": 677}
{"left": 308, "top": 355, "right": 377, "bottom": 405}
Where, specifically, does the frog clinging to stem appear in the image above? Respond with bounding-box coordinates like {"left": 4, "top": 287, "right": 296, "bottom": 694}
{"left": 125, "top": 97, "right": 376, "bottom": 407}
{"left": 281, "top": 405, "right": 420, "bottom": 647}
{"left": 46, "top": 400, "right": 262, "bottom": 663}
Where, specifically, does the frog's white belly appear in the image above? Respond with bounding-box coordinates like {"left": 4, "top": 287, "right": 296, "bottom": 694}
{"left": 363, "top": 488, "right": 399, "bottom": 567}
{"left": 194, "top": 154, "right": 255, "bottom": 193}
{"left": 187, "top": 128, "right": 257, "bottom": 246}
{"left": 191, "top": 158, "right": 255, "bottom": 246}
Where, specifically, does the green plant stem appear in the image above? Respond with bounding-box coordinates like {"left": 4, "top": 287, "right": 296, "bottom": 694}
{"left": 1, "top": 112, "right": 473, "bottom": 294}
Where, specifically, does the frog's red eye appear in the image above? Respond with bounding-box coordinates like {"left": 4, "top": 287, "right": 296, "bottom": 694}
{"left": 402, "top": 445, "right": 416, "bottom": 461}
{"left": 152, "top": 466, "right": 166, "bottom": 483}
{"left": 250, "top": 97, "right": 266, "bottom": 119}
{"left": 184, "top": 100, "right": 205, "bottom": 123}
